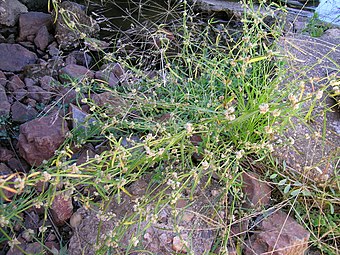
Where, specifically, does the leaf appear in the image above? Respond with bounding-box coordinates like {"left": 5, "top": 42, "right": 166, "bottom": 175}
{"left": 270, "top": 173, "right": 277, "bottom": 179}
{"left": 291, "top": 189, "right": 300, "bottom": 197}
{"left": 278, "top": 179, "right": 287, "bottom": 185}
{"left": 329, "top": 203, "right": 334, "bottom": 214}
{"left": 284, "top": 184, "right": 291, "bottom": 194}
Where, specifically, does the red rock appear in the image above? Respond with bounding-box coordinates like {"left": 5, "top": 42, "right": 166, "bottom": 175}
{"left": 0, "top": 147, "right": 15, "bottom": 162}
{"left": 11, "top": 101, "right": 38, "bottom": 123}
{"left": 17, "top": 114, "right": 69, "bottom": 166}
{"left": 242, "top": 172, "right": 271, "bottom": 208}
{"left": 39, "top": 76, "right": 55, "bottom": 91}
{"left": 0, "top": 85, "right": 10, "bottom": 115}
{"left": 50, "top": 194, "right": 74, "bottom": 226}
{"left": 18, "top": 12, "right": 52, "bottom": 41}
{"left": 59, "top": 64, "right": 94, "bottom": 83}
{"left": 245, "top": 210, "right": 310, "bottom": 255}
{"left": 0, "top": 44, "right": 37, "bottom": 72}
{"left": 27, "top": 85, "right": 51, "bottom": 104}
{"left": 7, "top": 157, "right": 30, "bottom": 172}
{"left": 34, "top": 25, "right": 50, "bottom": 51}
{"left": 95, "top": 70, "right": 119, "bottom": 88}
{"left": 45, "top": 241, "right": 60, "bottom": 255}
{"left": 7, "top": 75, "right": 25, "bottom": 92}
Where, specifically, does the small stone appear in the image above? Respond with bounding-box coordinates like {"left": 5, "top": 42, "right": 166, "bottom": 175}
{"left": 0, "top": 147, "right": 15, "bottom": 162}
{"left": 34, "top": 25, "right": 50, "bottom": 51}
{"left": 50, "top": 194, "right": 74, "bottom": 226}
{"left": 0, "top": 85, "right": 11, "bottom": 115}
{"left": 27, "top": 85, "right": 51, "bottom": 104}
{"left": 7, "top": 75, "right": 25, "bottom": 92}
{"left": 0, "top": 70, "right": 7, "bottom": 86}
{"left": 11, "top": 101, "right": 38, "bottom": 123}
{"left": 242, "top": 172, "right": 271, "bottom": 208}
{"left": 70, "top": 212, "right": 82, "bottom": 229}
{"left": 39, "top": 76, "right": 55, "bottom": 91}
{"left": 18, "top": 12, "right": 52, "bottom": 41}
{"left": 13, "top": 88, "right": 28, "bottom": 101}
{"left": 0, "top": 0, "right": 27, "bottom": 27}
{"left": 59, "top": 64, "right": 94, "bottom": 83}
{"left": 172, "top": 234, "right": 188, "bottom": 253}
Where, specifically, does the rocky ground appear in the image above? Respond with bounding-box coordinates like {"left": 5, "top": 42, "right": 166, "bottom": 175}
{"left": 0, "top": 0, "right": 339, "bottom": 255}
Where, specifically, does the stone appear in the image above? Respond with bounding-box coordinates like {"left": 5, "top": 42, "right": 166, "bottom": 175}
{"left": 70, "top": 211, "right": 82, "bottom": 229}
{"left": 0, "top": 0, "right": 27, "bottom": 27}
{"left": 65, "top": 50, "right": 92, "bottom": 67}
{"left": 95, "top": 70, "right": 119, "bottom": 88}
{"left": 59, "top": 64, "right": 94, "bottom": 83}
{"left": 11, "top": 101, "right": 38, "bottom": 123}
{"left": 39, "top": 75, "right": 55, "bottom": 91}
{"left": 17, "top": 114, "right": 69, "bottom": 166}
{"left": 0, "top": 147, "right": 15, "bottom": 162}
{"left": 0, "top": 44, "right": 37, "bottom": 72}
{"left": 54, "top": 1, "right": 100, "bottom": 50}
{"left": 34, "top": 25, "right": 49, "bottom": 51}
{"left": 27, "top": 85, "right": 51, "bottom": 104}
{"left": 172, "top": 234, "right": 188, "bottom": 253}
{"left": 242, "top": 172, "right": 271, "bottom": 209}
{"left": 0, "top": 70, "right": 7, "bottom": 86}
{"left": 18, "top": 12, "right": 52, "bottom": 41}
{"left": 7, "top": 157, "right": 30, "bottom": 172}
{"left": 7, "top": 75, "right": 25, "bottom": 92}
{"left": 50, "top": 194, "right": 74, "bottom": 226}
{"left": 13, "top": 88, "right": 28, "bottom": 101}
{"left": 245, "top": 210, "right": 310, "bottom": 255}
{"left": 0, "top": 85, "right": 10, "bottom": 116}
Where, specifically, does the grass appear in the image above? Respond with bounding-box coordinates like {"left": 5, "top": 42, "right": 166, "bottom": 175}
{"left": 0, "top": 0, "right": 339, "bottom": 254}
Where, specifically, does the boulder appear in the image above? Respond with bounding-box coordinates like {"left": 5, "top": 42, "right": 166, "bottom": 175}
{"left": 0, "top": 43, "right": 37, "bottom": 72}
{"left": 54, "top": 1, "right": 99, "bottom": 50}
{"left": 18, "top": 11, "right": 52, "bottom": 41}
{"left": 11, "top": 101, "right": 38, "bottom": 123}
{"left": 0, "top": 0, "right": 27, "bottom": 26}
{"left": 18, "top": 114, "right": 69, "bottom": 166}
{"left": 0, "top": 84, "right": 10, "bottom": 116}
{"left": 245, "top": 210, "right": 310, "bottom": 255}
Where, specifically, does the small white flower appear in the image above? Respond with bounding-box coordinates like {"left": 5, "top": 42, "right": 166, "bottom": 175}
{"left": 259, "top": 103, "right": 269, "bottom": 114}
{"left": 315, "top": 90, "right": 323, "bottom": 100}
{"left": 201, "top": 161, "right": 209, "bottom": 170}
{"left": 271, "top": 109, "right": 281, "bottom": 117}
{"left": 235, "top": 150, "right": 245, "bottom": 159}
{"left": 185, "top": 123, "right": 194, "bottom": 134}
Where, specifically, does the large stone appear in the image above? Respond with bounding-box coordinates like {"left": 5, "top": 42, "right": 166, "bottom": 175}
{"left": 0, "top": 44, "right": 37, "bottom": 72}
{"left": 0, "top": 84, "right": 10, "bottom": 116}
{"left": 50, "top": 194, "right": 74, "bottom": 226}
{"left": 18, "top": 114, "right": 69, "bottom": 166}
{"left": 11, "top": 101, "right": 38, "bottom": 123}
{"left": 54, "top": 1, "right": 100, "bottom": 50}
{"left": 18, "top": 11, "right": 52, "bottom": 41}
{"left": 0, "top": 0, "right": 27, "bottom": 26}
{"left": 245, "top": 210, "right": 310, "bottom": 255}
{"left": 59, "top": 64, "right": 94, "bottom": 83}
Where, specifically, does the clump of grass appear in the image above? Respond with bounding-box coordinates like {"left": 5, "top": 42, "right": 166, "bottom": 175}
{"left": 1, "top": 0, "right": 339, "bottom": 254}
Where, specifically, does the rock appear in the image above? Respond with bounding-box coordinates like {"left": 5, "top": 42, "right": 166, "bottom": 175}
{"left": 0, "top": 70, "right": 7, "bottom": 86}
{"left": 245, "top": 210, "right": 310, "bottom": 255}
{"left": 70, "top": 211, "right": 82, "bottom": 229}
{"left": 59, "top": 64, "right": 94, "bottom": 83}
{"left": 0, "top": 147, "right": 15, "bottom": 162}
{"left": 172, "top": 234, "right": 188, "bottom": 253}
{"left": 45, "top": 241, "right": 60, "bottom": 255}
{"left": 34, "top": 25, "right": 49, "bottom": 51}
{"left": 0, "top": 0, "right": 27, "bottom": 26}
{"left": 0, "top": 43, "right": 37, "bottom": 72}
{"left": 27, "top": 85, "right": 51, "bottom": 104}
{"left": 18, "top": 12, "right": 52, "bottom": 41}
{"left": 242, "top": 172, "right": 271, "bottom": 209}
{"left": 54, "top": 1, "right": 100, "bottom": 50}
{"left": 13, "top": 88, "right": 28, "bottom": 101}
{"left": 50, "top": 194, "right": 73, "bottom": 226}
{"left": 17, "top": 114, "right": 69, "bottom": 166}
{"left": 7, "top": 157, "right": 30, "bottom": 172}
{"left": 65, "top": 50, "right": 92, "bottom": 67}
{"left": 7, "top": 75, "right": 25, "bottom": 92}
{"left": 95, "top": 70, "right": 119, "bottom": 88}
{"left": 39, "top": 75, "right": 55, "bottom": 91}
{"left": 11, "top": 101, "right": 38, "bottom": 123}
{"left": 0, "top": 84, "right": 10, "bottom": 115}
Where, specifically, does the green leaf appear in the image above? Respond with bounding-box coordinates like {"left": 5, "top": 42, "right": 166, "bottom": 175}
{"left": 291, "top": 189, "right": 300, "bottom": 197}
{"left": 270, "top": 173, "right": 277, "bottom": 179}
{"left": 284, "top": 184, "right": 291, "bottom": 194}
{"left": 278, "top": 179, "right": 287, "bottom": 185}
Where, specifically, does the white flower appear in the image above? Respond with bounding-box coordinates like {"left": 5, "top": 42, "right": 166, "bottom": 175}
{"left": 315, "top": 90, "right": 323, "bottom": 100}
{"left": 271, "top": 109, "right": 281, "bottom": 117}
{"left": 235, "top": 150, "right": 245, "bottom": 159}
{"left": 259, "top": 103, "right": 269, "bottom": 114}
{"left": 185, "top": 123, "right": 193, "bottom": 134}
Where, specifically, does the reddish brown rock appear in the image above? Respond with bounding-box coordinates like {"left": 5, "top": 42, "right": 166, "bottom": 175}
{"left": 0, "top": 147, "right": 15, "bottom": 162}
{"left": 245, "top": 210, "right": 310, "bottom": 255}
{"left": 7, "top": 75, "right": 25, "bottom": 92}
{"left": 0, "top": 44, "right": 37, "bottom": 72}
{"left": 18, "top": 12, "right": 52, "bottom": 41}
{"left": 242, "top": 172, "right": 271, "bottom": 208}
{"left": 34, "top": 25, "right": 50, "bottom": 51}
{"left": 0, "top": 84, "right": 10, "bottom": 115}
{"left": 11, "top": 101, "right": 38, "bottom": 123}
{"left": 17, "top": 114, "right": 69, "bottom": 166}
{"left": 59, "top": 64, "right": 94, "bottom": 83}
{"left": 27, "top": 85, "right": 51, "bottom": 104}
{"left": 50, "top": 194, "right": 74, "bottom": 226}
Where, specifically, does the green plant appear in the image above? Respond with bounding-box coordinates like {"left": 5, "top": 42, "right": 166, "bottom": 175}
{"left": 303, "top": 12, "right": 331, "bottom": 37}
